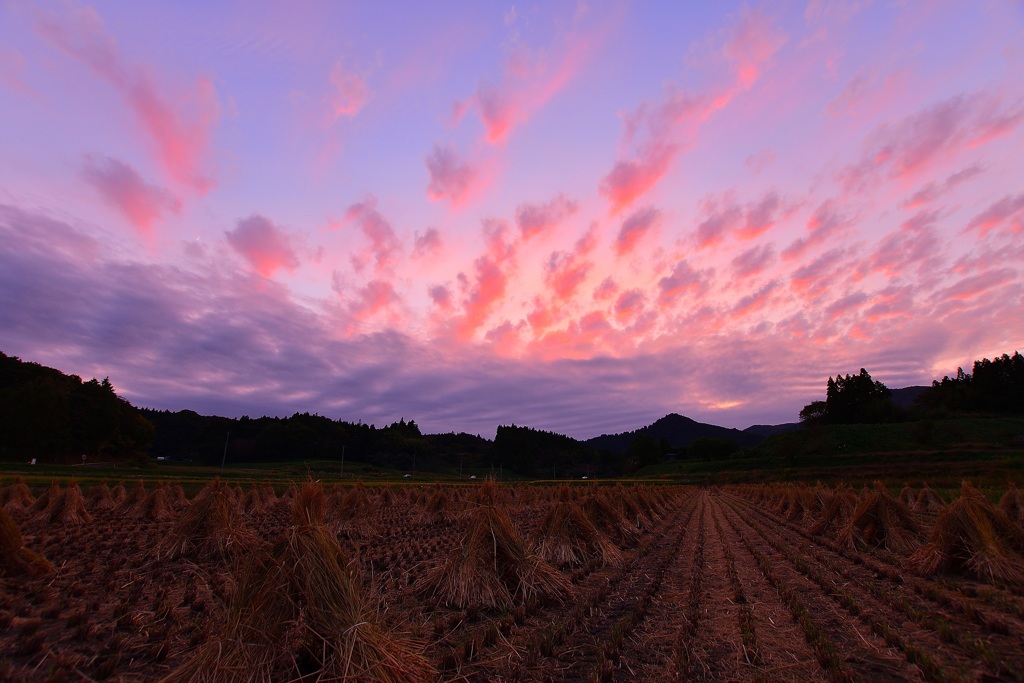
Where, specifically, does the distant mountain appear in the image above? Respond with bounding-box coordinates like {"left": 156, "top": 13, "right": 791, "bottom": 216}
{"left": 890, "top": 385, "right": 929, "bottom": 410}
{"left": 585, "top": 413, "right": 787, "bottom": 454}
{"left": 742, "top": 423, "right": 800, "bottom": 439}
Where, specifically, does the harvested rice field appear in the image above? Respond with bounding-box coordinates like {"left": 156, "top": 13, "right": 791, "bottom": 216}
{"left": 3, "top": 478, "right": 1024, "bottom": 681}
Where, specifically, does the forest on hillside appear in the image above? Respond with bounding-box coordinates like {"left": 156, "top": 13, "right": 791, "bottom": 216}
{"left": 1, "top": 349, "right": 1021, "bottom": 473}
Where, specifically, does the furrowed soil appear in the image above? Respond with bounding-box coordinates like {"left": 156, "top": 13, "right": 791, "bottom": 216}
{"left": 2, "top": 482, "right": 1023, "bottom": 681}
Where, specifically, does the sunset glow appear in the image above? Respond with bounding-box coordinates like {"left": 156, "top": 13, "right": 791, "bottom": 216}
{"left": 1, "top": 1, "right": 1022, "bottom": 438}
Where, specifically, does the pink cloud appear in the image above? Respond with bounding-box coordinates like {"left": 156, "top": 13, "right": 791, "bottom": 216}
{"left": 739, "top": 192, "right": 784, "bottom": 239}
{"left": 343, "top": 196, "right": 400, "bottom": 273}
{"left": 731, "top": 244, "right": 776, "bottom": 279}
{"left": 81, "top": 155, "right": 180, "bottom": 235}
{"left": 695, "top": 191, "right": 786, "bottom": 248}
{"left": 658, "top": 260, "right": 706, "bottom": 304}
{"left": 840, "top": 94, "right": 1024, "bottom": 191}
{"left": 790, "top": 247, "right": 846, "bottom": 296}
{"left": 731, "top": 281, "right": 778, "bottom": 318}
{"left": 615, "top": 206, "right": 660, "bottom": 256}
{"left": 425, "top": 144, "right": 478, "bottom": 205}
{"left": 967, "top": 194, "right": 1024, "bottom": 235}
{"left": 614, "top": 289, "right": 646, "bottom": 323}
{"left": 932, "top": 268, "right": 1017, "bottom": 303}
{"left": 412, "top": 228, "right": 442, "bottom": 259}
{"left": 782, "top": 199, "right": 849, "bottom": 259}
{"left": 905, "top": 165, "right": 983, "bottom": 208}
{"left": 328, "top": 60, "right": 369, "bottom": 120}
{"left": 593, "top": 276, "right": 618, "bottom": 302}
{"left": 545, "top": 226, "right": 597, "bottom": 302}
{"left": 720, "top": 6, "right": 787, "bottom": 90}
{"left": 868, "top": 210, "right": 942, "bottom": 277}
{"left": 225, "top": 214, "right": 300, "bottom": 277}
{"left": 349, "top": 279, "right": 399, "bottom": 321}
{"left": 0, "top": 46, "right": 33, "bottom": 96}
{"left": 37, "top": 4, "right": 219, "bottom": 193}
{"left": 458, "top": 13, "right": 609, "bottom": 146}
{"left": 600, "top": 9, "right": 784, "bottom": 213}
{"left": 744, "top": 148, "right": 776, "bottom": 174}
{"left": 826, "top": 68, "right": 905, "bottom": 117}
{"left": 824, "top": 291, "right": 869, "bottom": 321}
{"left": 456, "top": 219, "right": 516, "bottom": 339}
{"left": 695, "top": 198, "right": 743, "bottom": 249}
{"left": 516, "top": 193, "right": 579, "bottom": 240}
{"left": 428, "top": 284, "right": 453, "bottom": 310}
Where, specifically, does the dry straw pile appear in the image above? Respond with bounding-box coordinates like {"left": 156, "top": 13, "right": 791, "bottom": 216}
{"left": 0, "top": 506, "right": 52, "bottom": 577}
{"left": 531, "top": 486, "right": 621, "bottom": 568}
{"left": 165, "top": 482, "right": 434, "bottom": 683}
{"left": 909, "top": 482, "right": 1024, "bottom": 585}
{"left": 160, "top": 479, "right": 255, "bottom": 561}
{"left": 417, "top": 479, "right": 571, "bottom": 609}
{"left": 839, "top": 481, "right": 920, "bottom": 554}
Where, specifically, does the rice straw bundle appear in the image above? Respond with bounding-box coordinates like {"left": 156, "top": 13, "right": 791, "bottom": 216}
{"left": 110, "top": 482, "right": 127, "bottom": 504}
{"left": 909, "top": 482, "right": 1024, "bottom": 585}
{"left": 160, "top": 479, "right": 256, "bottom": 561}
{"left": 45, "top": 480, "right": 92, "bottom": 524}
{"left": 416, "top": 498, "right": 571, "bottom": 609}
{"left": 88, "top": 482, "right": 115, "bottom": 511}
{"left": 160, "top": 552, "right": 294, "bottom": 683}
{"left": 136, "top": 482, "right": 175, "bottom": 521}
{"left": 32, "top": 480, "right": 61, "bottom": 514}
{"left": 531, "top": 494, "right": 622, "bottom": 568}
{"left": 582, "top": 493, "right": 640, "bottom": 547}
{"left": 809, "top": 485, "right": 858, "bottom": 537}
{"left": 998, "top": 483, "right": 1024, "bottom": 525}
{"left": 839, "top": 481, "right": 920, "bottom": 554}
{"left": 914, "top": 484, "right": 947, "bottom": 513}
{"left": 243, "top": 484, "right": 267, "bottom": 514}
{"left": 0, "top": 507, "right": 53, "bottom": 577}
{"left": 166, "top": 483, "right": 188, "bottom": 509}
{"left": 899, "top": 483, "right": 916, "bottom": 506}
{"left": 421, "top": 484, "right": 452, "bottom": 523}
{"left": 1, "top": 477, "right": 34, "bottom": 513}
{"left": 117, "top": 480, "right": 149, "bottom": 515}
{"left": 376, "top": 485, "right": 396, "bottom": 507}
{"left": 282, "top": 519, "right": 436, "bottom": 682}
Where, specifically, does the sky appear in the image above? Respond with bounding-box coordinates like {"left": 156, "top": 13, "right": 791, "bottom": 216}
{"left": 1, "top": 1, "right": 1022, "bottom": 439}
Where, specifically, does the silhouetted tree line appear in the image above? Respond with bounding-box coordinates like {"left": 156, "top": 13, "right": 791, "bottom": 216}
{"left": 0, "top": 352, "right": 154, "bottom": 462}
{"left": 142, "top": 409, "right": 494, "bottom": 472}
{"left": 493, "top": 424, "right": 623, "bottom": 476}
{"left": 800, "top": 351, "right": 1024, "bottom": 425}
{"left": 916, "top": 351, "right": 1024, "bottom": 415}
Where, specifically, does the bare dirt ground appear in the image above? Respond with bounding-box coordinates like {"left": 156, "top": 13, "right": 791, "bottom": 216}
{"left": 2, "top": 483, "right": 1023, "bottom": 682}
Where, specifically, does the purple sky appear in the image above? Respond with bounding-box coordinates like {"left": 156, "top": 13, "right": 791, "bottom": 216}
{"left": 1, "top": 1, "right": 1022, "bottom": 439}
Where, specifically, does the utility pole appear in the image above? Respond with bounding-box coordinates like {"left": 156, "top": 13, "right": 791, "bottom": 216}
{"left": 219, "top": 432, "right": 231, "bottom": 475}
{"left": 340, "top": 445, "right": 345, "bottom": 479}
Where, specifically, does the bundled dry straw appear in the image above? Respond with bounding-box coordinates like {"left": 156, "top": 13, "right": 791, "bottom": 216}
{"left": 160, "top": 552, "right": 294, "bottom": 683}
{"left": 160, "top": 479, "right": 255, "bottom": 561}
{"left": 417, "top": 480, "right": 571, "bottom": 609}
{"left": 44, "top": 480, "right": 92, "bottom": 524}
{"left": 1, "top": 477, "right": 35, "bottom": 514}
{"left": 136, "top": 482, "right": 175, "bottom": 522}
{"left": 167, "top": 483, "right": 434, "bottom": 683}
{"left": 998, "top": 483, "right": 1024, "bottom": 525}
{"left": 914, "top": 484, "right": 947, "bottom": 513}
{"left": 0, "top": 506, "right": 53, "bottom": 577}
{"left": 809, "top": 485, "right": 858, "bottom": 537}
{"left": 531, "top": 486, "right": 621, "bottom": 568}
{"left": 88, "top": 482, "right": 115, "bottom": 511}
{"left": 582, "top": 493, "right": 639, "bottom": 547}
{"left": 909, "top": 482, "right": 1024, "bottom": 585}
{"left": 839, "top": 481, "right": 920, "bottom": 554}
{"left": 899, "top": 483, "right": 916, "bottom": 506}
{"left": 110, "top": 482, "right": 128, "bottom": 504}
